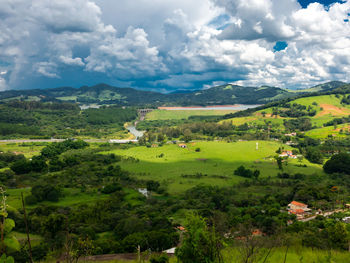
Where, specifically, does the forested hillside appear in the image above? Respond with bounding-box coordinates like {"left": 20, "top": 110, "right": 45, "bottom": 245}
{"left": 0, "top": 101, "right": 138, "bottom": 138}
{"left": 2, "top": 81, "right": 346, "bottom": 107}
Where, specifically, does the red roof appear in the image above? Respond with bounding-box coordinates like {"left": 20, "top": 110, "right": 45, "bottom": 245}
{"left": 290, "top": 209, "right": 305, "bottom": 214}
{"left": 290, "top": 201, "right": 307, "bottom": 207}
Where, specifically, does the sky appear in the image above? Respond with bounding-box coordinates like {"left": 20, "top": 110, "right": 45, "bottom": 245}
{"left": 0, "top": 0, "right": 349, "bottom": 92}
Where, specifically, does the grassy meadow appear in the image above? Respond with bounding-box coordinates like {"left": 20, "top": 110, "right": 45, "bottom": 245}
{"left": 221, "top": 94, "right": 350, "bottom": 130}
{"left": 42, "top": 247, "right": 350, "bottom": 263}
{"left": 145, "top": 109, "right": 237, "bottom": 120}
{"left": 104, "top": 141, "right": 323, "bottom": 194}
{"left": 0, "top": 142, "right": 46, "bottom": 157}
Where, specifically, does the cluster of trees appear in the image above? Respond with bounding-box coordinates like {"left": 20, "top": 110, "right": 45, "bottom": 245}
{"left": 324, "top": 153, "right": 350, "bottom": 174}
{"left": 41, "top": 139, "right": 89, "bottom": 158}
{"left": 340, "top": 94, "right": 350, "bottom": 104}
{"left": 0, "top": 101, "right": 138, "bottom": 138}
{"left": 25, "top": 184, "right": 62, "bottom": 204}
{"left": 234, "top": 165, "right": 260, "bottom": 179}
{"left": 283, "top": 118, "right": 313, "bottom": 132}
{"left": 323, "top": 115, "right": 350, "bottom": 127}
{"left": 83, "top": 106, "right": 138, "bottom": 125}
{"left": 273, "top": 103, "right": 317, "bottom": 118}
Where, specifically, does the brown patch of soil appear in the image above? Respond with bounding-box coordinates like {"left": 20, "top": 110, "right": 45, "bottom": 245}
{"left": 317, "top": 104, "right": 349, "bottom": 117}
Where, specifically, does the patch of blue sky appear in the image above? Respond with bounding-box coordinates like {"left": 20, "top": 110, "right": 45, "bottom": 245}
{"left": 273, "top": 41, "right": 288, "bottom": 52}
{"left": 297, "top": 0, "right": 346, "bottom": 8}
{"left": 208, "top": 14, "right": 232, "bottom": 30}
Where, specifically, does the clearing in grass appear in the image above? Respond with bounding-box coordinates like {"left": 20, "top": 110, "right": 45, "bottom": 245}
{"left": 145, "top": 109, "right": 237, "bottom": 120}
{"left": 104, "top": 141, "right": 323, "bottom": 194}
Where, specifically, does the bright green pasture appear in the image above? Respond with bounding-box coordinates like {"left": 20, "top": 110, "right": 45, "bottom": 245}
{"left": 56, "top": 96, "right": 78, "bottom": 101}
{"left": 222, "top": 247, "right": 350, "bottom": 263}
{"left": 293, "top": 94, "right": 344, "bottom": 108}
{"left": 145, "top": 109, "right": 237, "bottom": 120}
{"left": 305, "top": 123, "right": 350, "bottom": 139}
{"left": 43, "top": 247, "right": 350, "bottom": 263}
{"left": 0, "top": 142, "right": 45, "bottom": 157}
{"left": 6, "top": 187, "right": 109, "bottom": 210}
{"left": 104, "top": 141, "right": 323, "bottom": 194}
{"left": 220, "top": 115, "right": 287, "bottom": 127}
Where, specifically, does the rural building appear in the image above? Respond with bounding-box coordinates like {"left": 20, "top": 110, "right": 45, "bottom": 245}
{"left": 285, "top": 132, "right": 297, "bottom": 137}
{"left": 342, "top": 217, "right": 350, "bottom": 223}
{"left": 178, "top": 144, "right": 187, "bottom": 148}
{"left": 163, "top": 247, "right": 176, "bottom": 254}
{"left": 287, "top": 201, "right": 311, "bottom": 219}
{"left": 138, "top": 188, "right": 149, "bottom": 198}
{"left": 279, "top": 150, "right": 297, "bottom": 159}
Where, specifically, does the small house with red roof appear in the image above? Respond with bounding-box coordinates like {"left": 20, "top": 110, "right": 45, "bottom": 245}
{"left": 287, "top": 201, "right": 311, "bottom": 219}
{"left": 279, "top": 150, "right": 297, "bottom": 159}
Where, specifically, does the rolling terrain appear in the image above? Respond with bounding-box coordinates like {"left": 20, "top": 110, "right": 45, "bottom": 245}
{"left": 1, "top": 81, "right": 347, "bottom": 107}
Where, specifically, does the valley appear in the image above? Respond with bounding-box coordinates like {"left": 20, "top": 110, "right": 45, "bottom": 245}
{"left": 0, "top": 81, "right": 350, "bottom": 263}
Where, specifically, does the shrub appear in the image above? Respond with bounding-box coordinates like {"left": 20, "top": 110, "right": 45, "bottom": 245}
{"left": 150, "top": 253, "right": 169, "bottom": 263}
{"left": 101, "top": 183, "right": 122, "bottom": 194}
{"left": 25, "top": 195, "right": 38, "bottom": 205}
{"left": 323, "top": 153, "right": 350, "bottom": 174}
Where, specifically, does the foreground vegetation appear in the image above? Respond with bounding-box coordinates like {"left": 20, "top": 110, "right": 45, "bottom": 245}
{"left": 1, "top": 83, "right": 350, "bottom": 262}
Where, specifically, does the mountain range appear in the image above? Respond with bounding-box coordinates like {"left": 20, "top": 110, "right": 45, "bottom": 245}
{"left": 0, "top": 81, "right": 347, "bottom": 107}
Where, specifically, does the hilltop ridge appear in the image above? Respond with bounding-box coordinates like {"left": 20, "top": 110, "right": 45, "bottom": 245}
{"left": 0, "top": 81, "right": 347, "bottom": 107}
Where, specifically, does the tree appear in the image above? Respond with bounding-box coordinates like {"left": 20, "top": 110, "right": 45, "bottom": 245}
{"left": 234, "top": 166, "right": 260, "bottom": 179}
{"left": 275, "top": 156, "right": 283, "bottom": 170}
{"left": 175, "top": 213, "right": 222, "bottom": 263}
{"left": 305, "top": 147, "right": 323, "bottom": 164}
{"left": 147, "top": 180, "right": 160, "bottom": 192}
{"left": 0, "top": 187, "right": 20, "bottom": 259}
{"left": 323, "top": 153, "right": 350, "bottom": 174}
{"left": 326, "top": 222, "right": 349, "bottom": 250}
{"left": 234, "top": 223, "right": 277, "bottom": 263}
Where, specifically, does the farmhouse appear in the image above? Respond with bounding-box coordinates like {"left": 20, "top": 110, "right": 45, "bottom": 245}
{"left": 178, "top": 144, "right": 187, "bottom": 148}
{"left": 287, "top": 201, "right": 311, "bottom": 219}
{"left": 285, "top": 132, "right": 297, "bottom": 137}
{"left": 342, "top": 217, "right": 350, "bottom": 223}
{"left": 279, "top": 150, "right": 297, "bottom": 159}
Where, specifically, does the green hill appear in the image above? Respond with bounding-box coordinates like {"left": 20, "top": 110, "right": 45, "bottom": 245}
{"left": 222, "top": 86, "right": 350, "bottom": 139}
{"left": 0, "top": 83, "right": 329, "bottom": 107}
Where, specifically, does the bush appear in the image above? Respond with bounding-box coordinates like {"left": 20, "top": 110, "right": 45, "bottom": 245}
{"left": 101, "top": 183, "right": 122, "bottom": 194}
{"left": 150, "top": 253, "right": 169, "bottom": 263}
{"left": 324, "top": 153, "right": 350, "bottom": 174}
{"left": 234, "top": 165, "right": 260, "bottom": 179}
{"left": 25, "top": 195, "right": 38, "bottom": 205}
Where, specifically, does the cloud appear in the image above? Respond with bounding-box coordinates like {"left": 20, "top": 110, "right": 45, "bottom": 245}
{"left": 0, "top": 0, "right": 349, "bottom": 91}
{"left": 212, "top": 0, "right": 299, "bottom": 41}
{"left": 59, "top": 56, "right": 85, "bottom": 66}
{"left": 35, "top": 62, "right": 59, "bottom": 78}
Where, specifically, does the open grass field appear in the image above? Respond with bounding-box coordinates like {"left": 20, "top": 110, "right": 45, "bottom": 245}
{"left": 294, "top": 94, "right": 350, "bottom": 116}
{"left": 220, "top": 115, "right": 287, "bottom": 127}
{"left": 6, "top": 187, "right": 110, "bottom": 210}
{"left": 0, "top": 142, "right": 46, "bottom": 157}
{"left": 103, "top": 141, "right": 323, "bottom": 194}
{"left": 305, "top": 123, "right": 350, "bottom": 139}
{"left": 221, "top": 94, "right": 350, "bottom": 131}
{"left": 43, "top": 247, "right": 350, "bottom": 263}
{"left": 145, "top": 109, "right": 237, "bottom": 120}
